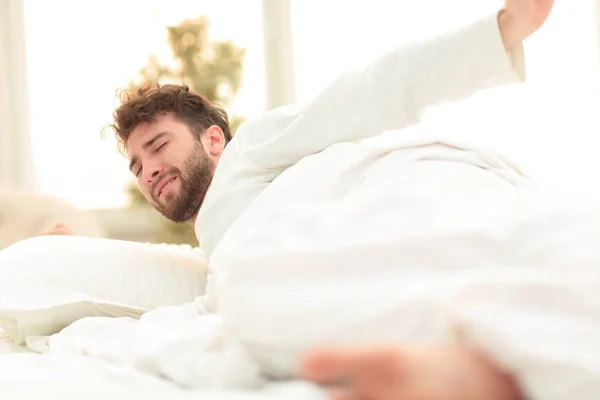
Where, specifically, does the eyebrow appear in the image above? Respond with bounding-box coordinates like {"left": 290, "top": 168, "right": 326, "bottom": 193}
{"left": 128, "top": 131, "right": 169, "bottom": 173}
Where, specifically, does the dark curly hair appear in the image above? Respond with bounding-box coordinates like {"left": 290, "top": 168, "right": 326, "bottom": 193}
{"left": 109, "top": 83, "right": 231, "bottom": 152}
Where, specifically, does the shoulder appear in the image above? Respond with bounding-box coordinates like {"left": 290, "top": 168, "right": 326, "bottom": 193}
{"left": 233, "top": 103, "right": 305, "bottom": 148}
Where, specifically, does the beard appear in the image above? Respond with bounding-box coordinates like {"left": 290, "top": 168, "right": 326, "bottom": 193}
{"left": 152, "top": 142, "right": 215, "bottom": 223}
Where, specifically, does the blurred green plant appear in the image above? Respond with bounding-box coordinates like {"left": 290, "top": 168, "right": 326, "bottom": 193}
{"left": 125, "top": 15, "right": 245, "bottom": 246}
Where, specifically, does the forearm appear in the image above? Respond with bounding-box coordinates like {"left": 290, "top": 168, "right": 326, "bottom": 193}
{"left": 499, "top": 9, "right": 524, "bottom": 52}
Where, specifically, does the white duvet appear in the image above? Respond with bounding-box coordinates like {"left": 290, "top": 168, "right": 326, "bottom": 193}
{"left": 5, "top": 135, "right": 600, "bottom": 400}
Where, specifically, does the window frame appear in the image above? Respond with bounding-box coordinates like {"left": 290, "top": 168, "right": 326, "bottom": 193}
{"left": 0, "top": 0, "right": 34, "bottom": 190}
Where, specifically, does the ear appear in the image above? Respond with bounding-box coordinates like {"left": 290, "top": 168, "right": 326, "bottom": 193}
{"left": 202, "top": 125, "right": 226, "bottom": 157}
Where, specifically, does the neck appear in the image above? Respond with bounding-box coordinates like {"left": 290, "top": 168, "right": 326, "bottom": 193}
{"left": 187, "top": 209, "right": 200, "bottom": 228}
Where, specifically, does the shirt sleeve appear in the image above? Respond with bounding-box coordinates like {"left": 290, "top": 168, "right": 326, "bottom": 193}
{"left": 234, "top": 11, "right": 525, "bottom": 172}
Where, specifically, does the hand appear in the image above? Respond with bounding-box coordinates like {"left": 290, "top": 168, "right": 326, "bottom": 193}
{"left": 41, "top": 222, "right": 73, "bottom": 236}
{"left": 499, "top": 0, "right": 555, "bottom": 50}
{"left": 300, "top": 344, "right": 522, "bottom": 400}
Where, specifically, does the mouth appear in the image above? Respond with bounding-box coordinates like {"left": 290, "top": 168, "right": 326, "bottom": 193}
{"left": 154, "top": 176, "right": 177, "bottom": 199}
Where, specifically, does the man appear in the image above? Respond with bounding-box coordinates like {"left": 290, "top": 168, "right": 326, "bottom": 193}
{"left": 109, "top": 1, "right": 554, "bottom": 399}
{"left": 111, "top": 1, "right": 550, "bottom": 258}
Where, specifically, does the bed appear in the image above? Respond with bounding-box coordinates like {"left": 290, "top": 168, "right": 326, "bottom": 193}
{"left": 0, "top": 327, "right": 325, "bottom": 399}
{"left": 0, "top": 233, "right": 327, "bottom": 398}
{"left": 2, "top": 185, "right": 600, "bottom": 400}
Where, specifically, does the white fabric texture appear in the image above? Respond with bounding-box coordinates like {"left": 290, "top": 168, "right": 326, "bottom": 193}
{"left": 0, "top": 235, "right": 208, "bottom": 343}
{"left": 0, "top": 329, "right": 30, "bottom": 354}
{"left": 0, "top": 287, "right": 145, "bottom": 345}
{"left": 212, "top": 135, "right": 600, "bottom": 400}
{"left": 196, "top": 12, "right": 525, "bottom": 258}
{"left": 45, "top": 137, "right": 600, "bottom": 400}
{"left": 0, "top": 352, "right": 327, "bottom": 399}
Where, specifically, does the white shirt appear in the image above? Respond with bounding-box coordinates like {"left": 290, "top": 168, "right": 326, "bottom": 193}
{"left": 195, "top": 12, "right": 526, "bottom": 258}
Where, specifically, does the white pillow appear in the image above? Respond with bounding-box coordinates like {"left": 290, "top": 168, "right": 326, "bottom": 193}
{"left": 0, "top": 287, "right": 145, "bottom": 344}
{"left": 0, "top": 235, "right": 208, "bottom": 343}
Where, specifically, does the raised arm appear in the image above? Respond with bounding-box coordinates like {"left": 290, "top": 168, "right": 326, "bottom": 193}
{"left": 196, "top": 2, "right": 553, "bottom": 256}
{"left": 235, "top": 2, "right": 552, "bottom": 170}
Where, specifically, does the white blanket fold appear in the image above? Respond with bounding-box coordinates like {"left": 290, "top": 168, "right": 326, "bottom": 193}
{"left": 49, "top": 303, "right": 264, "bottom": 390}
{"left": 39, "top": 138, "right": 600, "bottom": 400}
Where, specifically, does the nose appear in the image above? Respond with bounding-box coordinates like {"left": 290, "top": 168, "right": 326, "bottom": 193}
{"left": 142, "top": 164, "right": 163, "bottom": 186}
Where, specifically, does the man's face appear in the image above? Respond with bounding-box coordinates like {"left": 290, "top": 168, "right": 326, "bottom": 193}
{"left": 126, "top": 113, "right": 216, "bottom": 222}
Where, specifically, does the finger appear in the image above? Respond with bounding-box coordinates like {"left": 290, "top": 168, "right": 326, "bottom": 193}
{"left": 42, "top": 226, "right": 72, "bottom": 236}
{"left": 329, "top": 388, "right": 358, "bottom": 400}
{"left": 299, "top": 347, "right": 361, "bottom": 383}
{"left": 52, "top": 223, "right": 73, "bottom": 235}
{"left": 300, "top": 345, "right": 403, "bottom": 384}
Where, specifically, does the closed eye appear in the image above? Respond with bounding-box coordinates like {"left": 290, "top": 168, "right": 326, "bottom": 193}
{"left": 157, "top": 142, "right": 168, "bottom": 152}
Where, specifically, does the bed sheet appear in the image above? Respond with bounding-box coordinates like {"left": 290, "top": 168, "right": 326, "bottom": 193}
{"left": 0, "top": 352, "right": 326, "bottom": 399}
